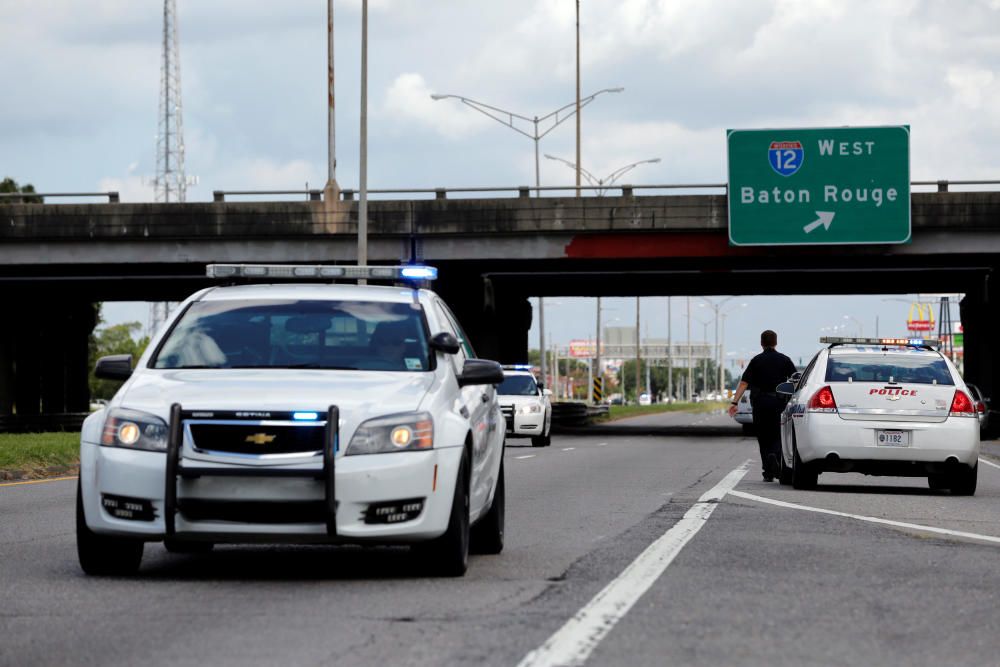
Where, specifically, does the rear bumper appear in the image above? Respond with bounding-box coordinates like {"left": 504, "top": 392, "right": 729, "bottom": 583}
{"left": 794, "top": 413, "right": 980, "bottom": 471}
{"left": 80, "top": 440, "right": 462, "bottom": 543}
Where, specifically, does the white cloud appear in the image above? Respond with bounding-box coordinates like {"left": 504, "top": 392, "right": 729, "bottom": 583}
{"left": 384, "top": 73, "right": 492, "bottom": 138}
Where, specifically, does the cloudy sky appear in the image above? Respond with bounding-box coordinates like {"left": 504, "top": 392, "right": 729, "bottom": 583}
{"left": 4, "top": 0, "right": 998, "bottom": 366}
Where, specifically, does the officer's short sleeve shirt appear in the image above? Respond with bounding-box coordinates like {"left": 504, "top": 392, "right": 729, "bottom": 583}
{"left": 741, "top": 348, "right": 796, "bottom": 395}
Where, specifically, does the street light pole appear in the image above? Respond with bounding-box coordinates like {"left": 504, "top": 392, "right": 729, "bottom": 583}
{"left": 667, "top": 297, "right": 673, "bottom": 401}
{"left": 327, "top": 0, "right": 335, "bottom": 186}
{"left": 430, "top": 88, "right": 623, "bottom": 197}
{"left": 635, "top": 296, "right": 641, "bottom": 403}
{"left": 545, "top": 155, "right": 661, "bottom": 196}
{"left": 358, "top": 0, "right": 368, "bottom": 282}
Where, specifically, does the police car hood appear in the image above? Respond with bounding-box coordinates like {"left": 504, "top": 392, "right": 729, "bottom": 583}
{"left": 119, "top": 369, "right": 434, "bottom": 424}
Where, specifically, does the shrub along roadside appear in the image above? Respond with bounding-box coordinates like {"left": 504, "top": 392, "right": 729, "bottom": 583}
{"left": 600, "top": 401, "right": 729, "bottom": 421}
{"left": 0, "top": 432, "right": 80, "bottom": 473}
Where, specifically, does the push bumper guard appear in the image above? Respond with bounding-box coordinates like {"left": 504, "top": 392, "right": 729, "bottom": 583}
{"left": 164, "top": 404, "right": 339, "bottom": 537}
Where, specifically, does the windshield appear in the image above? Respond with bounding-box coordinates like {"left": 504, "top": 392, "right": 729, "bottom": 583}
{"left": 497, "top": 374, "right": 538, "bottom": 396}
{"left": 152, "top": 299, "right": 430, "bottom": 372}
{"left": 825, "top": 353, "right": 954, "bottom": 385}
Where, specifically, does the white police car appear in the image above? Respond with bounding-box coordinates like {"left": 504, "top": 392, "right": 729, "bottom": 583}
{"left": 778, "top": 337, "right": 980, "bottom": 494}
{"left": 497, "top": 366, "right": 552, "bottom": 447}
{"left": 77, "top": 264, "right": 506, "bottom": 577}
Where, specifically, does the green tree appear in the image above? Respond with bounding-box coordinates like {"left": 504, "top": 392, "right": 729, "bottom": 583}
{"left": 89, "top": 322, "right": 150, "bottom": 400}
{"left": 0, "top": 177, "right": 43, "bottom": 203}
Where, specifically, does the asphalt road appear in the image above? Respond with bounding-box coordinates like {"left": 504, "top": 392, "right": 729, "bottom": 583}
{"left": 4, "top": 422, "right": 1000, "bottom": 666}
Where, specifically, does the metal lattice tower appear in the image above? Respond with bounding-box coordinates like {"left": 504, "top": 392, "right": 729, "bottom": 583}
{"left": 153, "top": 0, "right": 187, "bottom": 203}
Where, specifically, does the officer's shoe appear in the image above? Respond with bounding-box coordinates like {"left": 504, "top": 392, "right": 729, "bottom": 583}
{"left": 762, "top": 471, "right": 774, "bottom": 482}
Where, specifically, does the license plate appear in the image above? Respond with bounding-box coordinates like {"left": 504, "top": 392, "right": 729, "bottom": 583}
{"left": 876, "top": 430, "right": 910, "bottom": 447}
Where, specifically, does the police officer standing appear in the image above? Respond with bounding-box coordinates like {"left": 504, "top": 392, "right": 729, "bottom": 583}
{"left": 728, "top": 330, "right": 797, "bottom": 481}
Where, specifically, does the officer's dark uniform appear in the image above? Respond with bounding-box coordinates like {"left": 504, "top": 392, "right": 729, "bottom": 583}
{"left": 741, "top": 347, "right": 797, "bottom": 478}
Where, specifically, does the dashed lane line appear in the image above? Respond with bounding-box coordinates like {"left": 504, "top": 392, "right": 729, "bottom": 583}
{"left": 516, "top": 460, "right": 751, "bottom": 667}
{"left": 514, "top": 455, "right": 537, "bottom": 460}
{"left": 561, "top": 447, "right": 576, "bottom": 452}
{"left": 728, "top": 489, "right": 1000, "bottom": 546}
{"left": 0, "top": 475, "right": 78, "bottom": 488}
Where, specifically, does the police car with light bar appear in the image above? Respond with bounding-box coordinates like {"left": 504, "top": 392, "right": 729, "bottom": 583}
{"left": 497, "top": 365, "right": 552, "bottom": 447}
{"left": 77, "top": 264, "right": 506, "bottom": 577}
{"left": 777, "top": 337, "right": 980, "bottom": 494}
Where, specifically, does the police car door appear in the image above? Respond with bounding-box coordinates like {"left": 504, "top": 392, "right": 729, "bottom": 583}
{"left": 433, "top": 301, "right": 498, "bottom": 517}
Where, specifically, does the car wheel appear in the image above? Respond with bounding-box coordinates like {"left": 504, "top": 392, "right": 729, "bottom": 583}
{"left": 164, "top": 539, "right": 214, "bottom": 554}
{"left": 76, "top": 481, "right": 144, "bottom": 576}
{"left": 415, "top": 449, "right": 470, "bottom": 577}
{"left": 949, "top": 463, "right": 977, "bottom": 496}
{"left": 791, "top": 435, "right": 818, "bottom": 490}
{"left": 778, "top": 449, "right": 794, "bottom": 485}
{"left": 927, "top": 474, "right": 948, "bottom": 490}
{"left": 531, "top": 433, "right": 551, "bottom": 447}
{"left": 470, "top": 459, "right": 504, "bottom": 555}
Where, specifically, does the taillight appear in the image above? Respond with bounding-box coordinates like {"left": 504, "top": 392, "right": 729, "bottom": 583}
{"left": 950, "top": 390, "right": 976, "bottom": 417}
{"left": 808, "top": 386, "right": 837, "bottom": 412}
{"left": 976, "top": 401, "right": 986, "bottom": 414}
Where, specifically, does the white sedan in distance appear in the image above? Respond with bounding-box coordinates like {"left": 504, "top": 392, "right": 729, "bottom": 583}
{"left": 778, "top": 337, "right": 979, "bottom": 494}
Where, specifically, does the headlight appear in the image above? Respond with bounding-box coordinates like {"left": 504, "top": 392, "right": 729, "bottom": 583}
{"left": 518, "top": 403, "right": 542, "bottom": 415}
{"left": 100, "top": 408, "right": 169, "bottom": 452}
{"left": 346, "top": 412, "right": 433, "bottom": 455}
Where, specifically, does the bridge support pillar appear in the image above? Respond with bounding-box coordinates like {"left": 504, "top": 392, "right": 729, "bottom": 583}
{"left": 960, "top": 284, "right": 997, "bottom": 435}
{"left": 1, "top": 299, "right": 97, "bottom": 430}
{"left": 434, "top": 272, "right": 531, "bottom": 365}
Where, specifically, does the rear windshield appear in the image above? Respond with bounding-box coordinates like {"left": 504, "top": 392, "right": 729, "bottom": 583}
{"left": 497, "top": 374, "right": 538, "bottom": 396}
{"left": 825, "top": 353, "right": 953, "bottom": 385}
{"left": 152, "top": 299, "right": 430, "bottom": 372}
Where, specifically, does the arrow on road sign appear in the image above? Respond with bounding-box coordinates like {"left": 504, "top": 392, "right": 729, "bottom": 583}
{"left": 803, "top": 211, "right": 835, "bottom": 234}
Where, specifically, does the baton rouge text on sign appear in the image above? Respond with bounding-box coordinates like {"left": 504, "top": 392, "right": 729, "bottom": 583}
{"left": 727, "top": 126, "right": 910, "bottom": 246}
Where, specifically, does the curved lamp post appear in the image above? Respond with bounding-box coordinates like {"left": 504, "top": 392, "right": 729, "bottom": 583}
{"left": 544, "top": 155, "right": 661, "bottom": 196}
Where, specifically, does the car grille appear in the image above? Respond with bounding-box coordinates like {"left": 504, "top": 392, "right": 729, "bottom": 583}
{"left": 189, "top": 423, "right": 325, "bottom": 455}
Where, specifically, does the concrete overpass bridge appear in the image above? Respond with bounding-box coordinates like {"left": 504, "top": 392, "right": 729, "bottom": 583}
{"left": 2, "top": 183, "right": 999, "bottom": 429}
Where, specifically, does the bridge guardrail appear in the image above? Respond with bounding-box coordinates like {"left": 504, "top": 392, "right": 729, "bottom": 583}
{"left": 6, "top": 181, "right": 999, "bottom": 205}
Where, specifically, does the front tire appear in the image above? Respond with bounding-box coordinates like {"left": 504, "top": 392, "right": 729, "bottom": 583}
{"left": 470, "top": 460, "right": 505, "bottom": 555}
{"left": 416, "top": 449, "right": 470, "bottom": 576}
{"left": 76, "top": 482, "right": 144, "bottom": 576}
{"left": 778, "top": 450, "right": 794, "bottom": 485}
{"left": 531, "top": 434, "right": 551, "bottom": 447}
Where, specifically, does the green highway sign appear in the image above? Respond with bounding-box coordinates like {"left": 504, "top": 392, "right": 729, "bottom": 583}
{"left": 727, "top": 126, "right": 910, "bottom": 246}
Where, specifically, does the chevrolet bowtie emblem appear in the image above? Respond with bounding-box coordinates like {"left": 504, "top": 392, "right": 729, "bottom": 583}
{"left": 245, "top": 433, "right": 277, "bottom": 445}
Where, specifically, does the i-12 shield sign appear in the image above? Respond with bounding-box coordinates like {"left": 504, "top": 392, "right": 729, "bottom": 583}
{"left": 768, "top": 140, "right": 803, "bottom": 177}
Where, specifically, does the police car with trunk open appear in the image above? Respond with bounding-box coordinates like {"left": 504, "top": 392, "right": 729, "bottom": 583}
{"left": 77, "top": 264, "right": 506, "bottom": 577}
{"left": 778, "top": 337, "right": 980, "bottom": 494}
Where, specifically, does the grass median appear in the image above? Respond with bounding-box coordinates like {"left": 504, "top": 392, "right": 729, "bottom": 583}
{"left": 0, "top": 432, "right": 80, "bottom": 473}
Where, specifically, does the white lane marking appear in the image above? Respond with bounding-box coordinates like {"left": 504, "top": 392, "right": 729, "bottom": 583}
{"left": 729, "top": 489, "right": 1000, "bottom": 546}
{"left": 596, "top": 442, "right": 608, "bottom": 447}
{"left": 979, "top": 457, "right": 1000, "bottom": 471}
{"left": 517, "top": 461, "right": 751, "bottom": 667}
{"left": 561, "top": 447, "right": 576, "bottom": 452}
{"left": 515, "top": 455, "right": 536, "bottom": 460}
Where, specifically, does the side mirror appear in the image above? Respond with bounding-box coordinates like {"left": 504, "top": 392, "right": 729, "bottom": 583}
{"left": 790, "top": 371, "right": 803, "bottom": 383}
{"left": 95, "top": 354, "right": 133, "bottom": 381}
{"left": 429, "top": 332, "right": 461, "bottom": 354}
{"left": 457, "top": 359, "right": 504, "bottom": 387}
{"left": 543, "top": 388, "right": 552, "bottom": 397}
{"left": 776, "top": 381, "right": 795, "bottom": 396}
